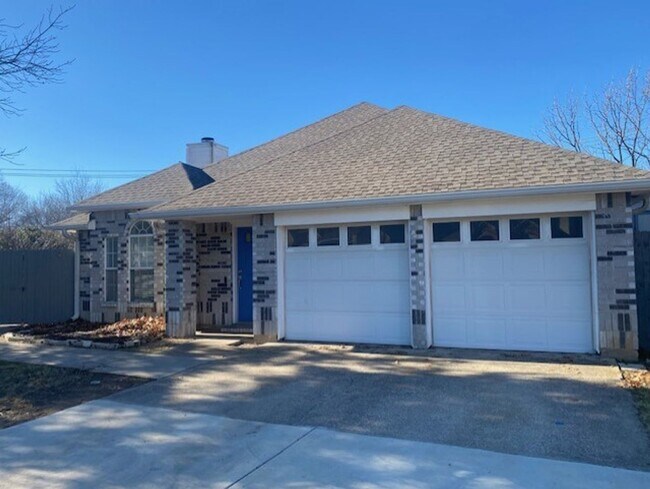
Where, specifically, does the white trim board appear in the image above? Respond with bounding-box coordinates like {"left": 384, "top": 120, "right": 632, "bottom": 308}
{"left": 423, "top": 194, "right": 596, "bottom": 220}
{"left": 275, "top": 204, "right": 409, "bottom": 226}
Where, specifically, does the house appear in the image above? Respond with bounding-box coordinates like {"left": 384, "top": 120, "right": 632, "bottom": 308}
{"left": 50, "top": 103, "right": 650, "bottom": 359}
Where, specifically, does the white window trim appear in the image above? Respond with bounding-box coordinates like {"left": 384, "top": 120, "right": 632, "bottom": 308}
{"left": 128, "top": 222, "right": 155, "bottom": 304}
{"left": 104, "top": 235, "right": 119, "bottom": 303}
{"left": 286, "top": 221, "right": 407, "bottom": 252}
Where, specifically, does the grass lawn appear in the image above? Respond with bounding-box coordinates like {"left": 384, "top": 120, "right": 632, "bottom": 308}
{"left": 621, "top": 369, "right": 650, "bottom": 433}
{"left": 0, "top": 360, "right": 147, "bottom": 429}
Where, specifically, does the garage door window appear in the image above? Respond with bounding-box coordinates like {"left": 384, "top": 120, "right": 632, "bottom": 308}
{"left": 317, "top": 227, "right": 340, "bottom": 246}
{"left": 551, "top": 216, "right": 583, "bottom": 239}
{"left": 288, "top": 228, "right": 309, "bottom": 247}
{"left": 470, "top": 220, "right": 500, "bottom": 241}
{"left": 433, "top": 222, "right": 460, "bottom": 242}
{"left": 509, "top": 218, "right": 540, "bottom": 240}
{"left": 347, "top": 225, "right": 371, "bottom": 245}
{"left": 380, "top": 224, "right": 405, "bottom": 244}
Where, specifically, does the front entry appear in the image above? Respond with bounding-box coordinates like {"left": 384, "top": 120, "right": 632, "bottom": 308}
{"left": 237, "top": 227, "right": 253, "bottom": 323}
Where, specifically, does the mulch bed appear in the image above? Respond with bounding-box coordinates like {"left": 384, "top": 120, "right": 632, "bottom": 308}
{"left": 5, "top": 316, "right": 165, "bottom": 349}
{"left": 0, "top": 360, "right": 147, "bottom": 429}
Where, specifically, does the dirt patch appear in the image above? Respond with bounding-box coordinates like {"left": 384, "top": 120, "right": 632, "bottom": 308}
{"left": 9, "top": 316, "right": 165, "bottom": 346}
{"left": 0, "top": 360, "right": 147, "bottom": 429}
{"left": 621, "top": 368, "right": 650, "bottom": 434}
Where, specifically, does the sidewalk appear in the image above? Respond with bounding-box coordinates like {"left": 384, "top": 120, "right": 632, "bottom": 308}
{"left": 0, "top": 399, "right": 648, "bottom": 488}
{"left": 0, "top": 339, "right": 225, "bottom": 379}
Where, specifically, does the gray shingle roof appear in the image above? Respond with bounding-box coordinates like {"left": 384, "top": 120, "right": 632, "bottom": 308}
{"left": 47, "top": 212, "right": 91, "bottom": 230}
{"left": 70, "top": 103, "right": 386, "bottom": 211}
{"left": 202, "top": 102, "right": 388, "bottom": 181}
{"left": 71, "top": 163, "right": 214, "bottom": 210}
{"left": 137, "top": 106, "right": 650, "bottom": 217}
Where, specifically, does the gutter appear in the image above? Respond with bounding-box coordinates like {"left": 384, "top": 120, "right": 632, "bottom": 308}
{"left": 131, "top": 179, "right": 650, "bottom": 220}
{"left": 69, "top": 200, "right": 164, "bottom": 212}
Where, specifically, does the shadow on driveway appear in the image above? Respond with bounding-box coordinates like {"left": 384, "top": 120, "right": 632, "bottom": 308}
{"left": 107, "top": 342, "right": 650, "bottom": 471}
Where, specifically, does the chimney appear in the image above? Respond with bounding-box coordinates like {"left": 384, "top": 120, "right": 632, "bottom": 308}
{"left": 185, "top": 137, "right": 229, "bottom": 168}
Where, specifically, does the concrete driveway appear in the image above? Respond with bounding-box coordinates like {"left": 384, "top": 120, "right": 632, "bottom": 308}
{"left": 106, "top": 342, "right": 650, "bottom": 471}
{"left": 1, "top": 398, "right": 649, "bottom": 489}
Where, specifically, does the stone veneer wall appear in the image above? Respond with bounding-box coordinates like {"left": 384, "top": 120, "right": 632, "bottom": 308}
{"left": 408, "top": 205, "right": 428, "bottom": 348}
{"left": 595, "top": 192, "right": 638, "bottom": 359}
{"left": 252, "top": 214, "right": 277, "bottom": 340}
{"left": 165, "top": 220, "right": 197, "bottom": 338}
{"left": 78, "top": 210, "right": 164, "bottom": 323}
{"left": 196, "top": 222, "right": 233, "bottom": 327}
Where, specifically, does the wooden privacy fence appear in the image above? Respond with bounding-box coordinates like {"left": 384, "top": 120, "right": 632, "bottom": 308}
{"left": 0, "top": 249, "right": 74, "bottom": 324}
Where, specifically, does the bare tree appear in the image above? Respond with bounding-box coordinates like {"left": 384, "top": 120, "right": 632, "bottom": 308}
{"left": 22, "top": 172, "right": 104, "bottom": 228}
{"left": 538, "top": 95, "right": 583, "bottom": 152}
{"left": 0, "top": 5, "right": 74, "bottom": 162}
{"left": 0, "top": 176, "right": 27, "bottom": 227}
{"left": 540, "top": 68, "right": 650, "bottom": 168}
{"left": 0, "top": 173, "right": 102, "bottom": 250}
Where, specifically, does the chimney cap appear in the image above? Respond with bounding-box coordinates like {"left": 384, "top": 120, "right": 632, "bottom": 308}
{"left": 201, "top": 137, "right": 215, "bottom": 143}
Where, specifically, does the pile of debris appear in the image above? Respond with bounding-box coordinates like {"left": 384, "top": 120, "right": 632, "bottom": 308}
{"left": 80, "top": 315, "right": 165, "bottom": 343}
{"left": 4, "top": 315, "right": 166, "bottom": 349}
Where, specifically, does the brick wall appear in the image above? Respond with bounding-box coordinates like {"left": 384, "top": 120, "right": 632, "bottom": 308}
{"left": 252, "top": 214, "right": 277, "bottom": 340}
{"left": 595, "top": 192, "right": 638, "bottom": 359}
{"left": 196, "top": 222, "right": 233, "bottom": 327}
{"left": 408, "top": 205, "right": 428, "bottom": 348}
{"left": 78, "top": 211, "right": 164, "bottom": 323}
{"left": 165, "top": 220, "right": 197, "bottom": 337}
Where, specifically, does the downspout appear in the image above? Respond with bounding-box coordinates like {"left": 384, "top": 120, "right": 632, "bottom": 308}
{"left": 63, "top": 230, "right": 80, "bottom": 321}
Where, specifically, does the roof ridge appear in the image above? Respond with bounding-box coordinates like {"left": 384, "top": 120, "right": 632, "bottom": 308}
{"left": 202, "top": 102, "right": 386, "bottom": 170}
{"left": 404, "top": 106, "right": 649, "bottom": 174}
{"left": 143, "top": 105, "right": 399, "bottom": 214}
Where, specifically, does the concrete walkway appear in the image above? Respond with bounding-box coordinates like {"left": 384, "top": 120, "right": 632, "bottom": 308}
{"left": 0, "top": 340, "right": 224, "bottom": 379}
{"left": 0, "top": 399, "right": 647, "bottom": 489}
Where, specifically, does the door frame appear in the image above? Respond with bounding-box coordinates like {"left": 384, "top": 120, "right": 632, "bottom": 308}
{"left": 227, "top": 217, "right": 253, "bottom": 324}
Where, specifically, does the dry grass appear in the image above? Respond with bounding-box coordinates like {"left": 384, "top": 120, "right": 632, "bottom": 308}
{"left": 0, "top": 360, "right": 146, "bottom": 429}
{"left": 622, "top": 368, "right": 650, "bottom": 433}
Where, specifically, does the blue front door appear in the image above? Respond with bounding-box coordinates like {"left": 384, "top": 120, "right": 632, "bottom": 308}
{"left": 237, "top": 227, "right": 253, "bottom": 323}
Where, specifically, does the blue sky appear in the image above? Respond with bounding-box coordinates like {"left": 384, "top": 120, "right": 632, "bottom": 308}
{"left": 2, "top": 0, "right": 649, "bottom": 196}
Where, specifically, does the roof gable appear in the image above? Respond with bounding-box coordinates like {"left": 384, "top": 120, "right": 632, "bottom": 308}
{"left": 140, "top": 106, "right": 650, "bottom": 216}
{"left": 72, "top": 163, "right": 214, "bottom": 211}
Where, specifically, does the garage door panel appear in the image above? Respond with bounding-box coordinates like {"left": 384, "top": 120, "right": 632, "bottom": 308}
{"left": 546, "top": 320, "right": 592, "bottom": 351}
{"left": 374, "top": 249, "right": 409, "bottom": 280}
{"left": 311, "top": 281, "right": 346, "bottom": 311}
{"left": 466, "top": 250, "right": 504, "bottom": 281}
{"left": 546, "top": 284, "right": 591, "bottom": 317}
{"left": 470, "top": 284, "right": 505, "bottom": 312}
{"left": 429, "top": 316, "right": 467, "bottom": 345}
{"left": 432, "top": 249, "right": 464, "bottom": 277}
{"left": 285, "top": 281, "right": 311, "bottom": 311}
{"left": 468, "top": 318, "right": 506, "bottom": 347}
{"left": 343, "top": 253, "right": 376, "bottom": 280}
{"left": 286, "top": 234, "right": 410, "bottom": 345}
{"left": 505, "top": 249, "right": 545, "bottom": 280}
{"left": 507, "top": 283, "right": 547, "bottom": 311}
{"left": 433, "top": 285, "right": 466, "bottom": 311}
{"left": 544, "top": 246, "right": 589, "bottom": 280}
{"left": 311, "top": 254, "right": 344, "bottom": 279}
{"left": 432, "top": 216, "right": 593, "bottom": 353}
{"left": 286, "top": 254, "right": 311, "bottom": 281}
{"left": 506, "top": 318, "right": 548, "bottom": 349}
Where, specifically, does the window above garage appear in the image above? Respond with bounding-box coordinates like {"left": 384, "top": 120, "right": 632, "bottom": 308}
{"left": 286, "top": 222, "right": 407, "bottom": 250}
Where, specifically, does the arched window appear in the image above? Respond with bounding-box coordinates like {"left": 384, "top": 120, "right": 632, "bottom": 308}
{"left": 129, "top": 221, "right": 154, "bottom": 302}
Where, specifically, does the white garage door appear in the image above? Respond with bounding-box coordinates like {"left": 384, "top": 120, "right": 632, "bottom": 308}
{"left": 431, "top": 215, "right": 593, "bottom": 353}
{"left": 285, "top": 223, "right": 411, "bottom": 345}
